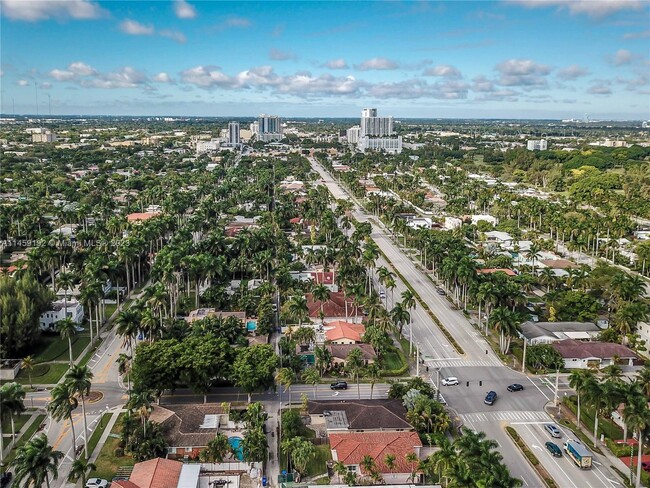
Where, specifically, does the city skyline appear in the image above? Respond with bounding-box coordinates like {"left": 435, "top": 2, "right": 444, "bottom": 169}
{"left": 1, "top": 0, "right": 649, "bottom": 119}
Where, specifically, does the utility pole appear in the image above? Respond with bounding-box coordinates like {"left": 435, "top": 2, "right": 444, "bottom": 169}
{"left": 416, "top": 343, "right": 420, "bottom": 376}
{"left": 521, "top": 338, "right": 527, "bottom": 373}
{"left": 553, "top": 369, "right": 560, "bottom": 409}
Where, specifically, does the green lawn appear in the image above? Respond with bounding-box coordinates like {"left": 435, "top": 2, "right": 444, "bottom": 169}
{"left": 85, "top": 413, "right": 113, "bottom": 460}
{"left": 564, "top": 397, "right": 623, "bottom": 441}
{"left": 31, "top": 333, "right": 91, "bottom": 363}
{"left": 280, "top": 442, "right": 331, "bottom": 478}
{"left": 382, "top": 350, "right": 404, "bottom": 370}
{"left": 15, "top": 363, "right": 69, "bottom": 385}
{"left": 1, "top": 414, "right": 32, "bottom": 440}
{"left": 90, "top": 413, "right": 133, "bottom": 481}
{"left": 3, "top": 414, "right": 46, "bottom": 466}
{"left": 104, "top": 303, "right": 118, "bottom": 319}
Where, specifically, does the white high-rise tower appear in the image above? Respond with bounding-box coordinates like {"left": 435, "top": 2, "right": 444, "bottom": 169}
{"left": 357, "top": 108, "right": 402, "bottom": 154}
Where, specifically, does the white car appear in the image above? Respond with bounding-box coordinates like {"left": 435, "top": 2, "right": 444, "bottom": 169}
{"left": 441, "top": 377, "right": 459, "bottom": 386}
{"left": 86, "top": 479, "right": 108, "bottom": 488}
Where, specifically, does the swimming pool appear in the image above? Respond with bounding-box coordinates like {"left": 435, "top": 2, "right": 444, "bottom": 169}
{"left": 246, "top": 320, "right": 257, "bottom": 331}
{"left": 228, "top": 436, "right": 244, "bottom": 461}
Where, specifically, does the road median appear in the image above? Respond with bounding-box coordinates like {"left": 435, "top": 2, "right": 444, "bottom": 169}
{"left": 505, "top": 426, "right": 557, "bottom": 488}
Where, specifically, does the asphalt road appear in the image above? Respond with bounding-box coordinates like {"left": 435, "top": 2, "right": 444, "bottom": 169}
{"left": 309, "top": 156, "right": 621, "bottom": 488}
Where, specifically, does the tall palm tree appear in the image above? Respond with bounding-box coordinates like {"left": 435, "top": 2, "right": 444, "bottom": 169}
{"left": 22, "top": 356, "right": 35, "bottom": 388}
{"left": 302, "top": 367, "right": 320, "bottom": 400}
{"left": 401, "top": 289, "right": 417, "bottom": 354}
{"left": 584, "top": 376, "right": 605, "bottom": 444}
{"left": 47, "top": 383, "right": 79, "bottom": 457}
{"left": 637, "top": 364, "right": 650, "bottom": 398}
{"left": 624, "top": 396, "right": 650, "bottom": 488}
{"left": 286, "top": 295, "right": 309, "bottom": 327}
{"left": 346, "top": 348, "right": 365, "bottom": 400}
{"left": 65, "top": 365, "right": 93, "bottom": 458}
{"left": 390, "top": 302, "right": 410, "bottom": 336}
{"left": 314, "top": 346, "right": 332, "bottom": 377}
{"left": 68, "top": 458, "right": 96, "bottom": 486}
{"left": 276, "top": 367, "right": 296, "bottom": 406}
{"left": 365, "top": 363, "right": 382, "bottom": 400}
{"left": 10, "top": 433, "right": 63, "bottom": 488}
{"left": 56, "top": 317, "right": 78, "bottom": 366}
{"left": 488, "top": 307, "right": 520, "bottom": 354}
{"left": 116, "top": 309, "right": 141, "bottom": 356}
{"left": 312, "top": 284, "right": 331, "bottom": 320}
{"left": 0, "top": 382, "right": 26, "bottom": 443}
{"left": 568, "top": 369, "right": 594, "bottom": 432}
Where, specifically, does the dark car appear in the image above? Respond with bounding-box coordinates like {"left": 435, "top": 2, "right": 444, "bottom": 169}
{"left": 484, "top": 391, "right": 497, "bottom": 405}
{"left": 545, "top": 442, "right": 562, "bottom": 457}
{"left": 330, "top": 381, "right": 348, "bottom": 390}
{"left": 1, "top": 472, "right": 12, "bottom": 488}
{"left": 436, "top": 288, "right": 446, "bottom": 296}
{"left": 507, "top": 383, "right": 524, "bottom": 392}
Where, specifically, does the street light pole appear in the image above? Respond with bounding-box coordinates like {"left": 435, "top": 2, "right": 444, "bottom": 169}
{"left": 521, "top": 338, "right": 527, "bottom": 373}
{"left": 436, "top": 368, "right": 441, "bottom": 402}
{"left": 416, "top": 343, "right": 420, "bottom": 376}
{"left": 553, "top": 369, "right": 560, "bottom": 408}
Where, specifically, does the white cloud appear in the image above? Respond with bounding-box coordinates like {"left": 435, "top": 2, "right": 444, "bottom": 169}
{"left": 40, "top": 82, "right": 52, "bottom": 89}
{"left": 424, "top": 64, "right": 462, "bottom": 79}
{"left": 269, "top": 49, "right": 296, "bottom": 61}
{"left": 174, "top": 0, "right": 196, "bottom": 19}
{"left": 495, "top": 58, "right": 551, "bottom": 86}
{"left": 119, "top": 19, "right": 154, "bottom": 36}
{"left": 587, "top": 83, "right": 612, "bottom": 95}
{"left": 17, "top": 79, "right": 29, "bottom": 86}
{"left": 623, "top": 30, "right": 650, "bottom": 39}
{"left": 324, "top": 59, "right": 349, "bottom": 70}
{"left": 0, "top": 0, "right": 106, "bottom": 21}
{"left": 612, "top": 49, "right": 634, "bottom": 66}
{"left": 354, "top": 57, "right": 399, "bottom": 71}
{"left": 212, "top": 16, "right": 251, "bottom": 31}
{"left": 153, "top": 72, "right": 173, "bottom": 83}
{"left": 49, "top": 61, "right": 97, "bottom": 81}
{"left": 557, "top": 64, "right": 590, "bottom": 80}
{"left": 80, "top": 66, "right": 149, "bottom": 89}
{"left": 368, "top": 79, "right": 469, "bottom": 99}
{"left": 505, "top": 0, "right": 644, "bottom": 18}
{"left": 159, "top": 29, "right": 186, "bottom": 43}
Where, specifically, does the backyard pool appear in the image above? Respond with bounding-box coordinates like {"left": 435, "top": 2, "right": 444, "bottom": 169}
{"left": 246, "top": 320, "right": 257, "bottom": 332}
{"left": 228, "top": 436, "right": 244, "bottom": 461}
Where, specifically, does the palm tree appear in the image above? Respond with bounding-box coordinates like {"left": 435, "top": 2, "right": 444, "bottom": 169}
{"left": 127, "top": 389, "right": 155, "bottom": 437}
{"left": 302, "top": 367, "right": 320, "bottom": 400}
{"left": 65, "top": 365, "right": 93, "bottom": 458}
{"left": 390, "top": 302, "right": 410, "bottom": 336}
{"left": 0, "top": 382, "right": 26, "bottom": 443}
{"left": 430, "top": 436, "right": 456, "bottom": 488}
{"left": 56, "top": 317, "right": 78, "bottom": 366}
{"left": 384, "top": 453, "right": 397, "bottom": 472}
{"left": 401, "top": 289, "right": 417, "bottom": 354}
{"left": 365, "top": 363, "right": 382, "bottom": 400}
{"left": 276, "top": 367, "right": 296, "bottom": 406}
{"left": 314, "top": 346, "right": 332, "bottom": 377}
{"left": 47, "top": 383, "right": 79, "bottom": 457}
{"left": 584, "top": 376, "right": 605, "bottom": 444}
{"left": 68, "top": 458, "right": 96, "bottom": 486}
{"left": 9, "top": 433, "right": 63, "bottom": 488}
{"left": 360, "top": 454, "right": 378, "bottom": 480}
{"left": 56, "top": 271, "right": 76, "bottom": 321}
{"left": 333, "top": 460, "right": 348, "bottom": 484}
{"left": 199, "top": 433, "right": 231, "bottom": 462}
{"left": 346, "top": 348, "right": 365, "bottom": 400}
{"left": 117, "top": 353, "right": 132, "bottom": 393}
{"left": 22, "top": 356, "right": 35, "bottom": 388}
{"left": 286, "top": 295, "right": 309, "bottom": 327}
{"left": 568, "top": 369, "right": 594, "bottom": 432}
{"left": 624, "top": 396, "right": 650, "bottom": 488}
{"left": 116, "top": 308, "right": 141, "bottom": 356}
{"left": 488, "top": 307, "right": 520, "bottom": 354}
{"left": 312, "top": 284, "right": 331, "bottom": 320}
{"left": 637, "top": 363, "right": 650, "bottom": 397}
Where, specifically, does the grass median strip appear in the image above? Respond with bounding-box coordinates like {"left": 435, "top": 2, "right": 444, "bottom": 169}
{"left": 505, "top": 426, "right": 557, "bottom": 488}
{"left": 374, "top": 244, "right": 465, "bottom": 355}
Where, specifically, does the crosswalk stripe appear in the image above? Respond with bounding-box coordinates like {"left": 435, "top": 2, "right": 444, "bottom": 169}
{"left": 461, "top": 411, "right": 551, "bottom": 423}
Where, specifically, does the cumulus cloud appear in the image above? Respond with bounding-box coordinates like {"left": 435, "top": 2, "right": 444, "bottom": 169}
{"left": 323, "top": 59, "right": 349, "bottom": 69}
{"left": 471, "top": 75, "right": 519, "bottom": 101}
{"left": 174, "top": 0, "right": 196, "bottom": 19}
{"left": 120, "top": 19, "right": 154, "bottom": 36}
{"left": 495, "top": 58, "right": 551, "bottom": 87}
{"left": 159, "top": 29, "right": 186, "bottom": 43}
{"left": 354, "top": 57, "right": 399, "bottom": 71}
{"left": 610, "top": 49, "right": 635, "bottom": 66}
{"left": 623, "top": 30, "right": 650, "bottom": 39}
{"left": 17, "top": 79, "right": 30, "bottom": 86}
{"left": 505, "top": 0, "right": 644, "bottom": 18}
{"left": 153, "top": 72, "right": 173, "bottom": 83}
{"left": 587, "top": 83, "right": 612, "bottom": 95}
{"left": 368, "top": 79, "right": 469, "bottom": 99}
{"left": 48, "top": 62, "right": 150, "bottom": 89}
{"left": 49, "top": 61, "right": 97, "bottom": 81}
{"left": 269, "top": 48, "right": 296, "bottom": 61}
{"left": 557, "top": 64, "right": 590, "bottom": 80}
{"left": 423, "top": 64, "right": 462, "bottom": 79}
{"left": 212, "top": 16, "right": 251, "bottom": 32}
{"left": 0, "top": 0, "right": 106, "bottom": 21}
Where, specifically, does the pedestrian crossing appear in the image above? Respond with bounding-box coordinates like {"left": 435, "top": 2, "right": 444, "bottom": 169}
{"left": 460, "top": 410, "right": 551, "bottom": 424}
{"left": 425, "top": 357, "right": 502, "bottom": 368}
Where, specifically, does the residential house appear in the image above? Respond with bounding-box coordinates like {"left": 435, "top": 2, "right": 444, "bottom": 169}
{"left": 470, "top": 214, "right": 498, "bottom": 226}
{"left": 551, "top": 339, "right": 637, "bottom": 369}
{"left": 483, "top": 231, "right": 513, "bottom": 248}
{"left": 224, "top": 216, "right": 260, "bottom": 237}
{"left": 406, "top": 218, "right": 433, "bottom": 230}
{"left": 185, "top": 308, "right": 246, "bottom": 325}
{"left": 477, "top": 268, "right": 517, "bottom": 277}
{"left": 149, "top": 403, "right": 234, "bottom": 460}
{"left": 39, "top": 300, "right": 84, "bottom": 331}
{"left": 324, "top": 321, "right": 365, "bottom": 344}
{"left": 127, "top": 212, "right": 160, "bottom": 224}
{"left": 636, "top": 321, "right": 650, "bottom": 358}
{"left": 111, "top": 458, "right": 185, "bottom": 488}
{"left": 305, "top": 292, "right": 361, "bottom": 323}
{"left": 443, "top": 217, "right": 462, "bottom": 230}
{"left": 327, "top": 344, "right": 376, "bottom": 366}
{"left": 308, "top": 399, "right": 412, "bottom": 433}
{"left": 519, "top": 321, "right": 602, "bottom": 345}
{"left": 329, "top": 431, "right": 422, "bottom": 483}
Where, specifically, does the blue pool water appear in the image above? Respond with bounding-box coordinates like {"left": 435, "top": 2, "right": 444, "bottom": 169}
{"left": 228, "top": 436, "right": 244, "bottom": 461}
{"left": 246, "top": 320, "right": 257, "bottom": 331}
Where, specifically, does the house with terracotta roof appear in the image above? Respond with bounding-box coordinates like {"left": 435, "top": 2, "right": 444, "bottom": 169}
{"left": 551, "top": 339, "right": 637, "bottom": 369}
{"left": 327, "top": 344, "right": 376, "bottom": 366}
{"left": 324, "top": 321, "right": 365, "bottom": 344}
{"left": 306, "top": 292, "right": 361, "bottom": 323}
{"left": 112, "top": 458, "right": 183, "bottom": 488}
{"left": 127, "top": 212, "right": 161, "bottom": 223}
{"left": 329, "top": 431, "right": 422, "bottom": 483}
{"left": 478, "top": 268, "right": 517, "bottom": 277}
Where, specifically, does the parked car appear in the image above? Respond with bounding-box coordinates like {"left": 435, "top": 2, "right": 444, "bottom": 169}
{"left": 1, "top": 471, "right": 12, "bottom": 488}
{"left": 330, "top": 381, "right": 348, "bottom": 390}
{"left": 545, "top": 441, "right": 562, "bottom": 457}
{"left": 86, "top": 479, "right": 108, "bottom": 488}
{"left": 484, "top": 391, "right": 497, "bottom": 405}
{"left": 507, "top": 383, "right": 524, "bottom": 392}
{"left": 436, "top": 288, "right": 446, "bottom": 296}
{"left": 544, "top": 423, "right": 562, "bottom": 438}
{"left": 441, "top": 377, "right": 459, "bottom": 386}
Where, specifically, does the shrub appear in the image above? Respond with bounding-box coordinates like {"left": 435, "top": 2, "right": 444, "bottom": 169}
{"left": 114, "top": 447, "right": 124, "bottom": 457}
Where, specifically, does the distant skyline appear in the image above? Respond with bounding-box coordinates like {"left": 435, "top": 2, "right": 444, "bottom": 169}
{"left": 1, "top": 0, "right": 649, "bottom": 119}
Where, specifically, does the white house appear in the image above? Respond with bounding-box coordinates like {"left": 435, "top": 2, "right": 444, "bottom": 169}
{"left": 483, "top": 231, "right": 513, "bottom": 248}
{"left": 444, "top": 217, "right": 462, "bottom": 230}
{"left": 519, "top": 321, "right": 601, "bottom": 345}
{"left": 471, "top": 214, "right": 498, "bottom": 226}
{"left": 551, "top": 339, "right": 637, "bottom": 370}
{"left": 39, "top": 300, "right": 84, "bottom": 331}
{"left": 637, "top": 321, "right": 650, "bottom": 358}
{"left": 406, "top": 217, "right": 433, "bottom": 230}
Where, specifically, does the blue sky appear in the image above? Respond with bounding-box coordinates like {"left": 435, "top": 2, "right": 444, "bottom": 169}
{"left": 1, "top": 0, "right": 649, "bottom": 119}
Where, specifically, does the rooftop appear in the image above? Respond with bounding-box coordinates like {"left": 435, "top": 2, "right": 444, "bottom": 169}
{"left": 308, "top": 399, "right": 411, "bottom": 431}
{"left": 551, "top": 339, "right": 637, "bottom": 359}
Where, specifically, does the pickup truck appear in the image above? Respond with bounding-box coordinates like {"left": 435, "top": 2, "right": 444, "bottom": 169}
{"left": 563, "top": 439, "right": 592, "bottom": 469}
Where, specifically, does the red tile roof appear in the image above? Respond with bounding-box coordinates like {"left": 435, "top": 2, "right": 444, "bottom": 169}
{"left": 551, "top": 339, "right": 636, "bottom": 359}
{"left": 329, "top": 431, "right": 421, "bottom": 475}
{"left": 478, "top": 268, "right": 517, "bottom": 276}
{"left": 305, "top": 292, "right": 359, "bottom": 319}
{"left": 312, "top": 271, "right": 334, "bottom": 285}
{"left": 127, "top": 212, "right": 159, "bottom": 222}
{"left": 324, "top": 321, "right": 365, "bottom": 342}
{"left": 112, "top": 482, "right": 140, "bottom": 488}
{"left": 127, "top": 458, "right": 183, "bottom": 488}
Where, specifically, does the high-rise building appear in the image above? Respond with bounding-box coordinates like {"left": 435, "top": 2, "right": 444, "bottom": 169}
{"left": 257, "top": 114, "right": 283, "bottom": 142}
{"left": 228, "top": 121, "right": 240, "bottom": 145}
{"left": 526, "top": 139, "right": 547, "bottom": 151}
{"left": 346, "top": 126, "right": 361, "bottom": 144}
{"left": 357, "top": 108, "right": 401, "bottom": 154}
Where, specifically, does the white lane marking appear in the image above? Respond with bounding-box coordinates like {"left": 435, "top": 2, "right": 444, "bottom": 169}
{"left": 526, "top": 376, "right": 551, "bottom": 402}
{"left": 522, "top": 424, "right": 579, "bottom": 488}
